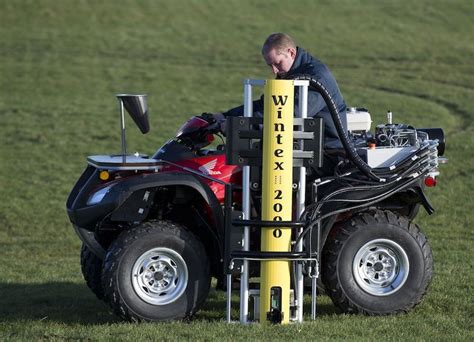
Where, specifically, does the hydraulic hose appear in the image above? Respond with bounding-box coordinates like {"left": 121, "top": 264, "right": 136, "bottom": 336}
{"left": 372, "top": 140, "right": 436, "bottom": 174}
{"left": 291, "top": 74, "right": 383, "bottom": 182}
{"left": 293, "top": 173, "right": 427, "bottom": 253}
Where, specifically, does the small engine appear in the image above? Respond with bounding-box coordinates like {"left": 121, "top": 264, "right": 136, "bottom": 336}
{"left": 375, "top": 123, "right": 419, "bottom": 148}
{"left": 347, "top": 108, "right": 445, "bottom": 169}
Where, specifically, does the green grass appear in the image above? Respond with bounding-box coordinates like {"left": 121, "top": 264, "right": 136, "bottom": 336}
{"left": 0, "top": 0, "right": 473, "bottom": 340}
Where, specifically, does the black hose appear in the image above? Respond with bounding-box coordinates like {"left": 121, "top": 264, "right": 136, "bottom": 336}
{"left": 290, "top": 74, "right": 383, "bottom": 182}
{"left": 293, "top": 173, "right": 426, "bottom": 253}
{"left": 300, "top": 178, "right": 393, "bottom": 222}
{"left": 372, "top": 141, "right": 436, "bottom": 174}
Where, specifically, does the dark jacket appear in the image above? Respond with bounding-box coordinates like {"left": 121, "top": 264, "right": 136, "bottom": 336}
{"left": 224, "top": 47, "right": 347, "bottom": 148}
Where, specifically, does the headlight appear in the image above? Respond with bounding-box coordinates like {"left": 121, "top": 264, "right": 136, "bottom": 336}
{"left": 87, "top": 185, "right": 113, "bottom": 205}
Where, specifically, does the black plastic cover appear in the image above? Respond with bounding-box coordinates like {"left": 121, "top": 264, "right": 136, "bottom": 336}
{"left": 225, "top": 116, "right": 324, "bottom": 168}
{"left": 417, "top": 128, "right": 445, "bottom": 156}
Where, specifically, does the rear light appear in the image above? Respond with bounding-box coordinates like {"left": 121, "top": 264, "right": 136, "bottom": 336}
{"left": 424, "top": 176, "right": 437, "bottom": 187}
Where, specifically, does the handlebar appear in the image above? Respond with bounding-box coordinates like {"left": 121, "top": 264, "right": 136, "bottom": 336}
{"left": 175, "top": 114, "right": 223, "bottom": 150}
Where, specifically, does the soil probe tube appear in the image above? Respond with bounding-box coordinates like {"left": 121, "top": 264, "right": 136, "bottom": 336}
{"left": 260, "top": 80, "right": 294, "bottom": 324}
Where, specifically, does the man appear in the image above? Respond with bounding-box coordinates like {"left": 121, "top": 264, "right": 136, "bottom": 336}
{"left": 213, "top": 32, "right": 347, "bottom": 150}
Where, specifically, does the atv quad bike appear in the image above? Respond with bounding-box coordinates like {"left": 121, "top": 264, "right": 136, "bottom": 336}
{"left": 67, "top": 81, "right": 445, "bottom": 322}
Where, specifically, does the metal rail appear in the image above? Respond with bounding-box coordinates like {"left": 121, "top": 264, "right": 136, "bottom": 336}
{"left": 226, "top": 79, "right": 315, "bottom": 324}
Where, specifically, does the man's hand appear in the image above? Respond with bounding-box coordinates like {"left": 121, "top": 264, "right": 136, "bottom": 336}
{"left": 212, "top": 113, "right": 226, "bottom": 135}
{"left": 198, "top": 112, "right": 227, "bottom": 135}
{"left": 199, "top": 112, "right": 226, "bottom": 135}
{"left": 199, "top": 112, "right": 217, "bottom": 124}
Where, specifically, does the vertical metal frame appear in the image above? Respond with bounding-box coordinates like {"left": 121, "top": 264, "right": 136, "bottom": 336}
{"left": 239, "top": 79, "right": 265, "bottom": 323}
{"left": 225, "top": 181, "right": 233, "bottom": 323}
{"left": 294, "top": 80, "right": 309, "bottom": 322}
{"left": 240, "top": 80, "right": 252, "bottom": 323}
{"left": 227, "top": 79, "right": 313, "bottom": 324}
{"left": 117, "top": 98, "right": 127, "bottom": 163}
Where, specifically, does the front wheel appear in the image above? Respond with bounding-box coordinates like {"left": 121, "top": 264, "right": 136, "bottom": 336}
{"left": 102, "top": 221, "right": 210, "bottom": 322}
{"left": 322, "top": 210, "right": 433, "bottom": 315}
{"left": 80, "top": 244, "right": 104, "bottom": 300}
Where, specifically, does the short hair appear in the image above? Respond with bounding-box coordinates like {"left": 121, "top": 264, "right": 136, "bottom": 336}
{"left": 262, "top": 33, "right": 297, "bottom": 55}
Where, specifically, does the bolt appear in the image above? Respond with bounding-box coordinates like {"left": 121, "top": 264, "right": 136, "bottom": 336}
{"left": 374, "top": 262, "right": 384, "bottom": 272}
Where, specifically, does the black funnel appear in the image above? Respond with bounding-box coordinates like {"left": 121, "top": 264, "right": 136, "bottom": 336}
{"left": 116, "top": 94, "right": 150, "bottom": 134}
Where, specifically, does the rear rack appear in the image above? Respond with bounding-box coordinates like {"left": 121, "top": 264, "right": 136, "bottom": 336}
{"left": 87, "top": 154, "right": 162, "bottom": 171}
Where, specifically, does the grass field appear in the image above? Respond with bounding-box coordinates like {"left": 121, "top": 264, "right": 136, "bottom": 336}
{"left": 0, "top": 0, "right": 473, "bottom": 340}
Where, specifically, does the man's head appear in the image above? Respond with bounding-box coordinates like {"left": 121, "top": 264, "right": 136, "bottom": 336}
{"left": 262, "top": 33, "right": 297, "bottom": 77}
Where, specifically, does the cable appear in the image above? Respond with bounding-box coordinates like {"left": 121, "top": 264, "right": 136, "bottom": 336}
{"left": 289, "top": 74, "right": 383, "bottom": 182}
{"left": 293, "top": 173, "right": 427, "bottom": 253}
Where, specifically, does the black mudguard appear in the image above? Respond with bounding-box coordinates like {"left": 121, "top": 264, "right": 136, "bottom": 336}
{"left": 67, "top": 169, "right": 224, "bottom": 260}
{"left": 413, "top": 186, "right": 435, "bottom": 215}
{"left": 107, "top": 172, "right": 224, "bottom": 230}
{"left": 317, "top": 185, "right": 435, "bottom": 253}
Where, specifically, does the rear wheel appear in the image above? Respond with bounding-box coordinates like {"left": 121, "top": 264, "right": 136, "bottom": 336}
{"left": 102, "top": 220, "right": 210, "bottom": 322}
{"left": 322, "top": 210, "right": 433, "bottom": 315}
{"left": 80, "top": 244, "right": 104, "bottom": 300}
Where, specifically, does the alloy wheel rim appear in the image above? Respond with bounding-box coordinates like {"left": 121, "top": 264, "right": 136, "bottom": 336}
{"left": 352, "top": 239, "right": 409, "bottom": 296}
{"left": 131, "top": 247, "right": 188, "bottom": 305}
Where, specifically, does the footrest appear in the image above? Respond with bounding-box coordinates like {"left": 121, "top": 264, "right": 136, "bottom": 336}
{"left": 231, "top": 219, "right": 305, "bottom": 228}
{"left": 231, "top": 251, "right": 314, "bottom": 260}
